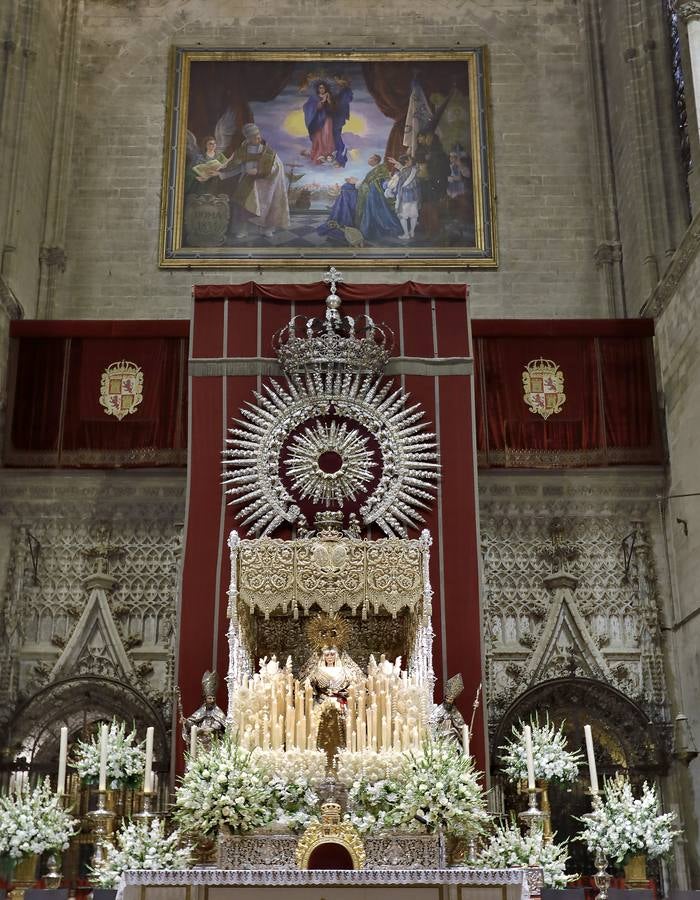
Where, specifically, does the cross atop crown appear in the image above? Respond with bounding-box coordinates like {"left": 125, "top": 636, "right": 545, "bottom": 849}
{"left": 322, "top": 266, "right": 344, "bottom": 298}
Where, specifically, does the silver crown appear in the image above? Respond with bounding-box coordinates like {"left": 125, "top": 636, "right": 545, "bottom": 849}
{"left": 273, "top": 266, "right": 393, "bottom": 375}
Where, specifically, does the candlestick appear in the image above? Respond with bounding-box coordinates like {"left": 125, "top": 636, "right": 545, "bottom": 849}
{"left": 523, "top": 724, "right": 535, "bottom": 790}
{"left": 593, "top": 850, "right": 612, "bottom": 900}
{"left": 57, "top": 726, "right": 68, "bottom": 796}
{"left": 89, "top": 790, "right": 115, "bottom": 867}
{"left": 98, "top": 724, "right": 108, "bottom": 792}
{"left": 518, "top": 786, "right": 543, "bottom": 833}
{"left": 134, "top": 789, "right": 159, "bottom": 823}
{"left": 144, "top": 726, "right": 154, "bottom": 793}
{"left": 461, "top": 724, "right": 470, "bottom": 756}
{"left": 190, "top": 725, "right": 198, "bottom": 760}
{"left": 584, "top": 723, "right": 599, "bottom": 794}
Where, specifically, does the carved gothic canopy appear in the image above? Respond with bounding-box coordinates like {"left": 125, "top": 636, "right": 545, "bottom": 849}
{"left": 236, "top": 533, "right": 427, "bottom": 620}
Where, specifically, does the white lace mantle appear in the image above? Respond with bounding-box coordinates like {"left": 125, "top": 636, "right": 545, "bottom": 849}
{"left": 117, "top": 867, "right": 530, "bottom": 900}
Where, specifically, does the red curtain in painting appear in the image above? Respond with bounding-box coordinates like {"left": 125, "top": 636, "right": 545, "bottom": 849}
{"left": 362, "top": 62, "right": 469, "bottom": 161}
{"left": 187, "top": 61, "right": 296, "bottom": 150}
{"left": 178, "top": 282, "right": 484, "bottom": 773}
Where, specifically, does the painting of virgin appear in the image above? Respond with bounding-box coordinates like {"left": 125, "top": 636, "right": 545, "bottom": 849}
{"left": 160, "top": 49, "right": 496, "bottom": 267}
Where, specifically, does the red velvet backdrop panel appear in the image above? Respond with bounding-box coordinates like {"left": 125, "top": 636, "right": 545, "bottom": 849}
{"left": 178, "top": 284, "right": 484, "bottom": 772}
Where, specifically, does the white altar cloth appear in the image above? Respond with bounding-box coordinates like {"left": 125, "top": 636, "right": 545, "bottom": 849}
{"left": 118, "top": 867, "right": 530, "bottom": 900}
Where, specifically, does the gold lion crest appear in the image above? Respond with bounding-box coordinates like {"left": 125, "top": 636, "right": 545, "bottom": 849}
{"left": 99, "top": 360, "right": 143, "bottom": 421}
{"left": 522, "top": 358, "right": 566, "bottom": 420}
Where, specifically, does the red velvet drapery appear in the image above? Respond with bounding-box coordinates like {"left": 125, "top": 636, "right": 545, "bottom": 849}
{"left": 178, "top": 282, "right": 484, "bottom": 773}
{"left": 471, "top": 320, "right": 662, "bottom": 467}
{"left": 6, "top": 321, "right": 188, "bottom": 467}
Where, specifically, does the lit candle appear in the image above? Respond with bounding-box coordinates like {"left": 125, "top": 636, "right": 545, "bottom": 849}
{"left": 57, "top": 726, "right": 68, "bottom": 795}
{"left": 523, "top": 724, "right": 535, "bottom": 790}
{"left": 98, "top": 724, "right": 109, "bottom": 792}
{"left": 190, "top": 725, "right": 198, "bottom": 760}
{"left": 584, "top": 724, "right": 599, "bottom": 794}
{"left": 144, "top": 726, "right": 154, "bottom": 793}
{"left": 462, "top": 724, "right": 470, "bottom": 757}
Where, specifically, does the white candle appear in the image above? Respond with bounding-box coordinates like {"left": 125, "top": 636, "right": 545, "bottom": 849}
{"left": 523, "top": 724, "right": 535, "bottom": 790}
{"left": 57, "top": 726, "right": 68, "bottom": 795}
{"left": 190, "top": 725, "right": 198, "bottom": 760}
{"left": 144, "top": 726, "right": 154, "bottom": 793}
{"left": 462, "top": 723, "right": 470, "bottom": 757}
{"left": 584, "top": 724, "right": 599, "bottom": 794}
{"left": 98, "top": 724, "right": 109, "bottom": 791}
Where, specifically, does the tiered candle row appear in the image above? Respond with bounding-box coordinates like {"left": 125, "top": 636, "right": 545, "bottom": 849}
{"left": 234, "top": 663, "right": 317, "bottom": 751}
{"left": 345, "top": 657, "right": 426, "bottom": 752}
{"left": 231, "top": 655, "right": 426, "bottom": 753}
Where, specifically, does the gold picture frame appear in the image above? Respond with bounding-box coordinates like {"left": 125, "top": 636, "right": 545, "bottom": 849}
{"left": 159, "top": 48, "right": 497, "bottom": 268}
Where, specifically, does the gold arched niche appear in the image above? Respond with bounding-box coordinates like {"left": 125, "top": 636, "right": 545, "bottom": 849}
{"left": 295, "top": 801, "right": 365, "bottom": 870}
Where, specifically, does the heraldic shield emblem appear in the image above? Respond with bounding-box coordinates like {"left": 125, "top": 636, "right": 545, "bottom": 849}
{"left": 522, "top": 358, "right": 566, "bottom": 420}
{"left": 99, "top": 360, "right": 144, "bottom": 421}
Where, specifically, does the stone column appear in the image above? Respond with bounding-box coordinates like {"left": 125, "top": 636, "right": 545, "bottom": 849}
{"left": 677, "top": 1, "right": 700, "bottom": 210}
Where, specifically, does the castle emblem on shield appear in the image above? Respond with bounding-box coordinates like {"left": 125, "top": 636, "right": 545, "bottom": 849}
{"left": 522, "top": 358, "right": 566, "bottom": 420}
{"left": 99, "top": 360, "right": 144, "bottom": 421}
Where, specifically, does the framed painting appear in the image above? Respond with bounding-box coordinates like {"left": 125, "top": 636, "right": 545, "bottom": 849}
{"left": 160, "top": 49, "right": 496, "bottom": 268}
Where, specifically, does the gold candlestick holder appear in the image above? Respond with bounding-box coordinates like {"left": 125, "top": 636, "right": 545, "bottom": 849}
{"left": 518, "top": 785, "right": 544, "bottom": 834}
{"left": 134, "top": 790, "right": 159, "bottom": 823}
{"left": 89, "top": 790, "right": 115, "bottom": 866}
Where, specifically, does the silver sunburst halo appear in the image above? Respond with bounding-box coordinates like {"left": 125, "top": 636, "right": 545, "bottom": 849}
{"left": 284, "top": 419, "right": 376, "bottom": 506}
{"left": 222, "top": 373, "right": 439, "bottom": 538}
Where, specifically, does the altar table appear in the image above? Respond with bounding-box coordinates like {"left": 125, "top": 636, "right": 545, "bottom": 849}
{"left": 118, "top": 868, "right": 530, "bottom": 900}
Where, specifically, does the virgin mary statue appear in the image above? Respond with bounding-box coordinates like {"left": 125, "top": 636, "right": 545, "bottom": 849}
{"left": 301, "top": 615, "right": 362, "bottom": 768}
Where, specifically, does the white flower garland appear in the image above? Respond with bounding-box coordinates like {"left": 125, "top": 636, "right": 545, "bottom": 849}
{"left": 90, "top": 819, "right": 193, "bottom": 888}
{"left": 0, "top": 778, "right": 77, "bottom": 860}
{"left": 346, "top": 738, "right": 490, "bottom": 839}
{"left": 478, "top": 819, "right": 574, "bottom": 889}
{"left": 577, "top": 774, "right": 679, "bottom": 863}
{"left": 72, "top": 720, "right": 145, "bottom": 789}
{"left": 500, "top": 716, "right": 582, "bottom": 785}
{"left": 174, "top": 738, "right": 322, "bottom": 836}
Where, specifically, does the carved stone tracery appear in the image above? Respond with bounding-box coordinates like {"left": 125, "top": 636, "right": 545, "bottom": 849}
{"left": 480, "top": 475, "right": 667, "bottom": 734}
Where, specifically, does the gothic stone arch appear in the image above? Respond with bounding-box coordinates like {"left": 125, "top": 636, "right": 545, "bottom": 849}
{"left": 491, "top": 677, "right": 669, "bottom": 876}
{"left": 5, "top": 675, "right": 169, "bottom": 771}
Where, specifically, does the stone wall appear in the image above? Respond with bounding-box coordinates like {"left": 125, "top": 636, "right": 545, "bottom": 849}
{"left": 52, "top": 0, "right": 603, "bottom": 319}
{"left": 654, "top": 215, "right": 700, "bottom": 887}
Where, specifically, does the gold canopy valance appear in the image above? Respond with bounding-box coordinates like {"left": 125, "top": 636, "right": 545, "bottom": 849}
{"left": 234, "top": 532, "right": 427, "bottom": 620}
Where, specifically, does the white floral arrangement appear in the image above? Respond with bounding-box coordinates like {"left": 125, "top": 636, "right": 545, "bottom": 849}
{"left": 72, "top": 719, "right": 145, "bottom": 789}
{"left": 500, "top": 715, "right": 582, "bottom": 785}
{"left": 478, "top": 819, "right": 574, "bottom": 889}
{"left": 335, "top": 748, "right": 409, "bottom": 788}
{"left": 577, "top": 773, "right": 680, "bottom": 864}
{"left": 174, "top": 737, "right": 321, "bottom": 836}
{"left": 0, "top": 778, "right": 77, "bottom": 860}
{"left": 347, "top": 737, "right": 490, "bottom": 839}
{"left": 90, "top": 818, "right": 193, "bottom": 888}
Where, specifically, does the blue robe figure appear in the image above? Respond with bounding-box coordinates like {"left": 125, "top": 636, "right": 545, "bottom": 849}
{"left": 318, "top": 182, "right": 358, "bottom": 245}
{"left": 356, "top": 159, "right": 403, "bottom": 242}
{"left": 303, "top": 80, "right": 353, "bottom": 168}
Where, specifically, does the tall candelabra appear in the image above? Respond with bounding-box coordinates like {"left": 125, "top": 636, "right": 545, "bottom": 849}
{"left": 583, "top": 792, "right": 611, "bottom": 900}
{"left": 518, "top": 785, "right": 544, "bottom": 834}
{"left": 134, "top": 790, "right": 159, "bottom": 824}
{"left": 89, "top": 790, "right": 115, "bottom": 867}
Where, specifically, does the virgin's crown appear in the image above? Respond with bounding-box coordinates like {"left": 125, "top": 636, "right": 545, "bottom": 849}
{"left": 273, "top": 266, "right": 393, "bottom": 376}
